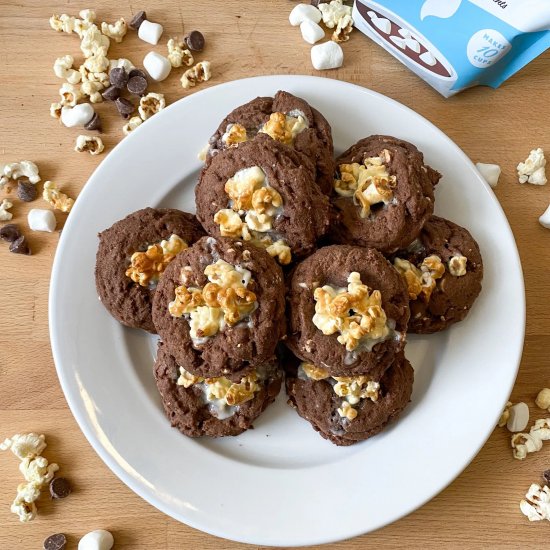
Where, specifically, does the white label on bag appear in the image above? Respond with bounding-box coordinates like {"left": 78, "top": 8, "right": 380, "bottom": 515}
{"left": 466, "top": 29, "right": 511, "bottom": 68}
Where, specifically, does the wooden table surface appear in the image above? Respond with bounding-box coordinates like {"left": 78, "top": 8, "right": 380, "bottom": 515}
{"left": 1, "top": 1, "right": 549, "bottom": 548}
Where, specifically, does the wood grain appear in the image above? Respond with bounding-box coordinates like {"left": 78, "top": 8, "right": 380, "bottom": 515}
{"left": 1, "top": 2, "right": 549, "bottom": 548}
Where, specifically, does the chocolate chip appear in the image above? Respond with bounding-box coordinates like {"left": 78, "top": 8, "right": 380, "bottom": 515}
{"left": 110, "top": 67, "right": 128, "bottom": 89}
{"left": 127, "top": 75, "right": 148, "bottom": 96}
{"left": 50, "top": 477, "right": 72, "bottom": 499}
{"left": 102, "top": 85, "right": 120, "bottom": 101}
{"left": 115, "top": 97, "right": 135, "bottom": 119}
{"left": 128, "top": 68, "right": 147, "bottom": 80}
{"left": 543, "top": 469, "right": 550, "bottom": 486}
{"left": 84, "top": 112, "right": 102, "bottom": 132}
{"left": 129, "top": 10, "right": 146, "bottom": 30}
{"left": 17, "top": 179, "right": 37, "bottom": 202}
{"left": 0, "top": 223, "right": 21, "bottom": 242}
{"left": 184, "top": 30, "right": 205, "bottom": 51}
{"left": 9, "top": 235, "right": 31, "bottom": 255}
{"left": 43, "top": 533, "right": 67, "bottom": 550}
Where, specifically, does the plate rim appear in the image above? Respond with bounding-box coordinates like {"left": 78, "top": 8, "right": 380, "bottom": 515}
{"left": 48, "top": 74, "right": 526, "bottom": 546}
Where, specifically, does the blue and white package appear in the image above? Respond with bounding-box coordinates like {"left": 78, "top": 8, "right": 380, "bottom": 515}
{"left": 352, "top": 0, "right": 550, "bottom": 97}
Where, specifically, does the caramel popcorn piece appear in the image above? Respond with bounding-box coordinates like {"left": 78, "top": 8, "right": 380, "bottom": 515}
{"left": 222, "top": 123, "right": 248, "bottom": 148}
{"left": 448, "top": 255, "right": 467, "bottom": 277}
{"left": 259, "top": 112, "right": 308, "bottom": 145}
{"left": 312, "top": 271, "right": 390, "bottom": 351}
{"left": 180, "top": 61, "right": 211, "bottom": 89}
{"left": 334, "top": 151, "right": 397, "bottom": 218}
{"left": 169, "top": 259, "right": 257, "bottom": 340}
{"left": 42, "top": 181, "right": 75, "bottom": 213}
{"left": 126, "top": 234, "right": 188, "bottom": 287}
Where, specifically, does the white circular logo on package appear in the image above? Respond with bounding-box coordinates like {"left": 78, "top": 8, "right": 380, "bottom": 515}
{"left": 467, "top": 29, "right": 511, "bottom": 69}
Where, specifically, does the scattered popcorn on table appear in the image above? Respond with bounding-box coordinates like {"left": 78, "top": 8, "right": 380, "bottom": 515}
{"left": 138, "top": 92, "right": 166, "bottom": 120}
{"left": 180, "top": 61, "right": 211, "bottom": 89}
{"left": 50, "top": 102, "right": 62, "bottom": 119}
{"left": 1, "top": 433, "right": 58, "bottom": 523}
{"left": 0, "top": 160, "right": 41, "bottom": 189}
{"left": 535, "top": 388, "right": 550, "bottom": 411}
{"left": 476, "top": 162, "right": 501, "bottom": 188}
{"left": 319, "top": 0, "right": 352, "bottom": 28}
{"left": 0, "top": 199, "right": 14, "bottom": 221}
{"left": 81, "top": 80, "right": 104, "bottom": 103}
{"left": 506, "top": 402, "right": 529, "bottom": 433}
{"left": 122, "top": 116, "right": 143, "bottom": 136}
{"left": 520, "top": 483, "right": 550, "bottom": 522}
{"left": 59, "top": 82, "right": 83, "bottom": 107}
{"left": 167, "top": 38, "right": 194, "bottom": 68}
{"left": 53, "top": 55, "right": 81, "bottom": 84}
{"left": 517, "top": 148, "right": 547, "bottom": 185}
{"left": 512, "top": 418, "right": 550, "bottom": 460}
{"left": 74, "top": 135, "right": 104, "bottom": 155}
{"left": 101, "top": 18, "right": 128, "bottom": 43}
{"left": 80, "top": 25, "right": 110, "bottom": 58}
{"left": 43, "top": 181, "right": 75, "bottom": 213}
{"left": 498, "top": 400, "right": 512, "bottom": 427}
{"left": 289, "top": 4, "right": 322, "bottom": 26}
{"left": 332, "top": 13, "right": 354, "bottom": 42}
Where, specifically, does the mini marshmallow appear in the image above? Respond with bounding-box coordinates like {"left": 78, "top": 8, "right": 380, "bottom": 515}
{"left": 78, "top": 529, "right": 114, "bottom": 550}
{"left": 372, "top": 17, "right": 392, "bottom": 34}
{"left": 138, "top": 19, "right": 163, "bottom": 45}
{"left": 311, "top": 41, "right": 344, "bottom": 71}
{"left": 289, "top": 4, "right": 322, "bottom": 26}
{"left": 300, "top": 20, "right": 325, "bottom": 44}
{"left": 28, "top": 209, "right": 56, "bottom": 233}
{"left": 398, "top": 28, "right": 412, "bottom": 38}
{"left": 539, "top": 204, "right": 550, "bottom": 229}
{"left": 143, "top": 51, "right": 171, "bottom": 82}
{"left": 405, "top": 37, "right": 421, "bottom": 53}
{"left": 507, "top": 402, "right": 529, "bottom": 433}
{"left": 476, "top": 162, "right": 501, "bottom": 188}
{"left": 60, "top": 103, "right": 95, "bottom": 128}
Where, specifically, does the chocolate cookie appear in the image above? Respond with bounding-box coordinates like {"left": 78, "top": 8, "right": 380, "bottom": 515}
{"left": 392, "top": 216, "right": 483, "bottom": 333}
{"left": 154, "top": 342, "right": 282, "bottom": 438}
{"left": 331, "top": 135, "right": 440, "bottom": 254}
{"left": 284, "top": 350, "right": 414, "bottom": 446}
{"left": 207, "top": 90, "right": 335, "bottom": 194}
{"left": 152, "top": 236, "right": 286, "bottom": 377}
{"left": 95, "top": 208, "right": 205, "bottom": 333}
{"left": 286, "top": 245, "right": 409, "bottom": 378}
{"left": 195, "top": 133, "right": 331, "bottom": 265}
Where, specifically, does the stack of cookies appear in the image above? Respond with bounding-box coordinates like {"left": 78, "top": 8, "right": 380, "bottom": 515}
{"left": 95, "top": 90, "right": 483, "bottom": 445}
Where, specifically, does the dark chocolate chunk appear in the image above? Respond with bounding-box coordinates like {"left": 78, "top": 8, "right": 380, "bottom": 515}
{"left": 43, "top": 533, "right": 67, "bottom": 550}
{"left": 9, "top": 235, "right": 31, "bottom": 255}
{"left": 0, "top": 223, "right": 21, "bottom": 242}
{"left": 128, "top": 68, "right": 147, "bottom": 80}
{"left": 84, "top": 112, "right": 102, "bottom": 132}
{"left": 49, "top": 477, "right": 72, "bottom": 499}
{"left": 129, "top": 10, "right": 146, "bottom": 30}
{"left": 110, "top": 67, "right": 128, "bottom": 89}
{"left": 17, "top": 179, "right": 37, "bottom": 202}
{"left": 127, "top": 75, "right": 148, "bottom": 96}
{"left": 184, "top": 30, "right": 205, "bottom": 51}
{"left": 115, "top": 97, "right": 135, "bottom": 119}
{"left": 543, "top": 469, "right": 550, "bottom": 486}
{"left": 102, "top": 85, "right": 120, "bottom": 101}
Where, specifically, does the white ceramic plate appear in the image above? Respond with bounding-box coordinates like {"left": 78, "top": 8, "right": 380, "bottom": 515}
{"left": 49, "top": 75, "right": 525, "bottom": 547}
